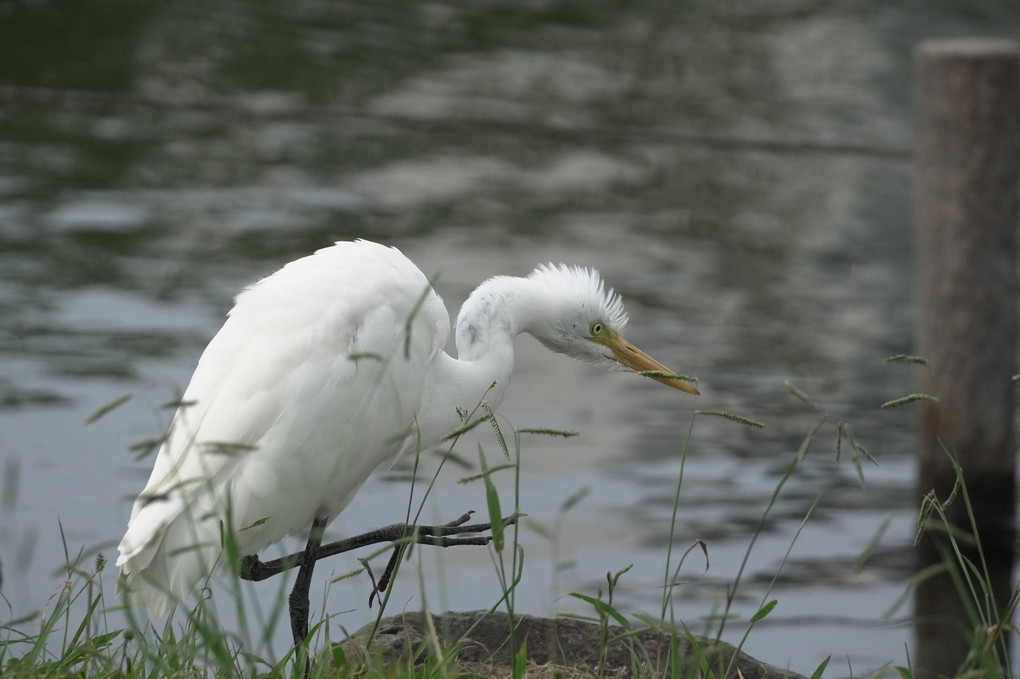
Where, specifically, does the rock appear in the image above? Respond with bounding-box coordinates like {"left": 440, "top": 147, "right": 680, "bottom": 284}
{"left": 342, "top": 610, "right": 808, "bottom": 679}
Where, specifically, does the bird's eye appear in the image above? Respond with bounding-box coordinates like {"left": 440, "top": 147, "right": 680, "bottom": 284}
{"left": 589, "top": 321, "right": 604, "bottom": 336}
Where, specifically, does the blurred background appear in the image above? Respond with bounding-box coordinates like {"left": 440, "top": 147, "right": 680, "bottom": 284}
{"left": 2, "top": 1, "right": 1019, "bottom": 675}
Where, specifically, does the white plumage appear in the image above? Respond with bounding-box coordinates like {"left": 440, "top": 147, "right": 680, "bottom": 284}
{"left": 116, "top": 240, "right": 696, "bottom": 616}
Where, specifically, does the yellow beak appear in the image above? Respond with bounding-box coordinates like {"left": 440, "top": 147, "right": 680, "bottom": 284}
{"left": 600, "top": 330, "right": 699, "bottom": 395}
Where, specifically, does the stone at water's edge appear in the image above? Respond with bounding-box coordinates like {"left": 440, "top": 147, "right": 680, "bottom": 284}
{"left": 343, "top": 610, "right": 808, "bottom": 679}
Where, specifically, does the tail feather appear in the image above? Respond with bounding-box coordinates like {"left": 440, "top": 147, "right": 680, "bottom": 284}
{"left": 117, "top": 496, "right": 223, "bottom": 617}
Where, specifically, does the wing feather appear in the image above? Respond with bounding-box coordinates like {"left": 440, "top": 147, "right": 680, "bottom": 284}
{"left": 117, "top": 241, "right": 450, "bottom": 615}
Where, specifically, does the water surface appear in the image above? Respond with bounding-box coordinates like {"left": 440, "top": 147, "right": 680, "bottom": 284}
{"left": 3, "top": 1, "right": 1018, "bottom": 675}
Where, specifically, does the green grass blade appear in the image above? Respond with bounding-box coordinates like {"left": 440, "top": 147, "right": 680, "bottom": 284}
{"left": 881, "top": 393, "right": 938, "bottom": 408}
{"left": 458, "top": 463, "right": 515, "bottom": 483}
{"left": 479, "top": 450, "right": 504, "bottom": 552}
{"left": 750, "top": 599, "right": 777, "bottom": 624}
{"left": 785, "top": 380, "right": 822, "bottom": 411}
{"left": 568, "top": 592, "right": 631, "bottom": 629}
{"left": 695, "top": 410, "right": 766, "bottom": 428}
{"left": 84, "top": 394, "right": 131, "bottom": 424}
{"left": 810, "top": 655, "right": 832, "bottom": 679}
{"left": 884, "top": 354, "right": 927, "bottom": 365}
{"left": 439, "top": 415, "right": 488, "bottom": 441}
{"left": 517, "top": 427, "right": 579, "bottom": 438}
{"left": 483, "top": 402, "right": 511, "bottom": 461}
{"left": 512, "top": 638, "right": 527, "bottom": 679}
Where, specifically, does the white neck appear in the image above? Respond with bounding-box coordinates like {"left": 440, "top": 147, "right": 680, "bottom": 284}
{"left": 416, "top": 275, "right": 540, "bottom": 445}
{"left": 455, "top": 275, "right": 541, "bottom": 362}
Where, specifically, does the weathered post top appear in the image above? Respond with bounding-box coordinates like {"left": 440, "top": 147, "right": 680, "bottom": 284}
{"left": 918, "top": 37, "right": 1020, "bottom": 56}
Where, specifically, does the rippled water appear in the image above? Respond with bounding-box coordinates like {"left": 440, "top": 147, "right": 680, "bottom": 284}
{"left": 2, "top": 1, "right": 1018, "bottom": 675}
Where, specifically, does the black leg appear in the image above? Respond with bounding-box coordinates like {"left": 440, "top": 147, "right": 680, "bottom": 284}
{"left": 237, "top": 510, "right": 521, "bottom": 673}
{"left": 240, "top": 511, "right": 521, "bottom": 583}
{"left": 289, "top": 516, "right": 327, "bottom": 654}
{"left": 368, "top": 545, "right": 403, "bottom": 608}
{"left": 369, "top": 513, "right": 482, "bottom": 605}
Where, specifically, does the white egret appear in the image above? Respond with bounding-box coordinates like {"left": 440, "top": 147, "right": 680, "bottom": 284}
{"left": 116, "top": 239, "right": 697, "bottom": 648}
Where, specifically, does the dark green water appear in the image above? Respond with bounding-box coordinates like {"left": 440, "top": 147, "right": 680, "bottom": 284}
{"left": 2, "top": 1, "right": 1018, "bottom": 675}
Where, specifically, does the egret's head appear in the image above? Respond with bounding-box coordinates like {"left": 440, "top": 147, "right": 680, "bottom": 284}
{"left": 525, "top": 264, "right": 699, "bottom": 395}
